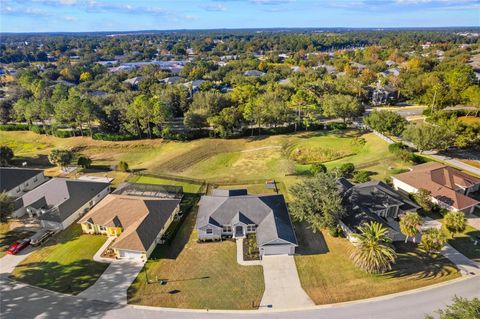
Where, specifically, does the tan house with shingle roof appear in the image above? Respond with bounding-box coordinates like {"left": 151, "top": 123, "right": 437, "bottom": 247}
{"left": 392, "top": 162, "right": 480, "bottom": 214}
{"left": 78, "top": 194, "right": 181, "bottom": 260}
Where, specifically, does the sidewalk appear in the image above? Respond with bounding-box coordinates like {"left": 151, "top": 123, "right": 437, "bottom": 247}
{"left": 235, "top": 238, "right": 261, "bottom": 266}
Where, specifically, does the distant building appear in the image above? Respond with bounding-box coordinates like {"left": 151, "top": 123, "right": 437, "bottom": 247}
{"left": 244, "top": 70, "right": 265, "bottom": 77}
{"left": 159, "top": 76, "right": 184, "bottom": 85}
{"left": 370, "top": 84, "right": 398, "bottom": 106}
{"left": 123, "top": 76, "right": 144, "bottom": 87}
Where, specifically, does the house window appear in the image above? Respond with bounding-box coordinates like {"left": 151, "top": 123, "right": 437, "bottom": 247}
{"left": 206, "top": 228, "right": 213, "bottom": 234}
{"left": 222, "top": 225, "right": 232, "bottom": 233}
{"left": 247, "top": 224, "right": 256, "bottom": 232}
{"left": 99, "top": 226, "right": 106, "bottom": 231}
{"left": 33, "top": 177, "right": 38, "bottom": 182}
{"left": 86, "top": 223, "right": 93, "bottom": 230}
{"left": 89, "top": 200, "right": 94, "bottom": 207}
{"left": 24, "top": 182, "right": 29, "bottom": 187}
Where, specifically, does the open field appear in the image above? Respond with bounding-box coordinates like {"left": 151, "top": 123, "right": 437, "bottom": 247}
{"left": 11, "top": 224, "right": 109, "bottom": 295}
{"left": 294, "top": 224, "right": 460, "bottom": 305}
{"left": 1, "top": 129, "right": 409, "bottom": 186}
{"left": 128, "top": 207, "right": 264, "bottom": 310}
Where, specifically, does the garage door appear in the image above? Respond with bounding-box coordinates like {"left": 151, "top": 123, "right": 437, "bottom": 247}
{"left": 261, "top": 245, "right": 292, "bottom": 256}
{"left": 119, "top": 250, "right": 143, "bottom": 260}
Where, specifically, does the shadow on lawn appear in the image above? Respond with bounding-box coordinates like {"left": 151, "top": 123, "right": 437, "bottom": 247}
{"left": 294, "top": 221, "right": 329, "bottom": 255}
{"left": 12, "top": 154, "right": 52, "bottom": 168}
{"left": 387, "top": 242, "right": 457, "bottom": 280}
{"left": 12, "top": 259, "right": 109, "bottom": 295}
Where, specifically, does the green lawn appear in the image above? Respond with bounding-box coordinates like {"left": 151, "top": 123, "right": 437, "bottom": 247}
{"left": 128, "top": 207, "right": 264, "bottom": 310}
{"left": 11, "top": 224, "right": 109, "bottom": 295}
{"left": 133, "top": 175, "right": 204, "bottom": 194}
{"left": 294, "top": 224, "right": 460, "bottom": 305}
{"left": 446, "top": 225, "right": 480, "bottom": 263}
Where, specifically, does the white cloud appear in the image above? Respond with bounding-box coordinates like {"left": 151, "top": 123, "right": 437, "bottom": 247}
{"left": 202, "top": 3, "right": 227, "bottom": 11}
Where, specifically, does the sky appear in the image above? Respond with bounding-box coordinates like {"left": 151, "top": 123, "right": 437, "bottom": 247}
{"left": 0, "top": 0, "right": 479, "bottom": 33}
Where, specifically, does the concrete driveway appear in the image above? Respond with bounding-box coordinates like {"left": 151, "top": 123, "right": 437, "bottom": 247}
{"left": 78, "top": 260, "right": 144, "bottom": 305}
{"left": 0, "top": 246, "right": 35, "bottom": 275}
{"left": 260, "top": 255, "right": 314, "bottom": 309}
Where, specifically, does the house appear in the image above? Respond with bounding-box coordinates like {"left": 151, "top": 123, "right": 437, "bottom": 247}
{"left": 14, "top": 178, "right": 110, "bottom": 229}
{"left": 370, "top": 84, "right": 398, "bottom": 106}
{"left": 0, "top": 168, "right": 48, "bottom": 198}
{"left": 392, "top": 162, "right": 480, "bottom": 214}
{"left": 159, "top": 76, "right": 183, "bottom": 85}
{"left": 123, "top": 76, "right": 144, "bottom": 87}
{"left": 338, "top": 178, "right": 420, "bottom": 243}
{"left": 78, "top": 191, "right": 181, "bottom": 261}
{"left": 196, "top": 189, "right": 298, "bottom": 257}
{"left": 244, "top": 70, "right": 265, "bottom": 77}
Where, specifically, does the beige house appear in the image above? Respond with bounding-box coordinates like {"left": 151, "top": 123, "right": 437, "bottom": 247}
{"left": 78, "top": 194, "right": 181, "bottom": 260}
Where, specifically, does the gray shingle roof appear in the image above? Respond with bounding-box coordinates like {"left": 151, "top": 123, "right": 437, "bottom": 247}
{"left": 21, "top": 178, "right": 110, "bottom": 223}
{"left": 0, "top": 168, "right": 44, "bottom": 193}
{"left": 197, "top": 190, "right": 297, "bottom": 246}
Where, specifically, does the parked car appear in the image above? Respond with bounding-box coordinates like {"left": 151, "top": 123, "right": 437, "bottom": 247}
{"left": 30, "top": 230, "right": 56, "bottom": 247}
{"left": 6, "top": 239, "right": 31, "bottom": 255}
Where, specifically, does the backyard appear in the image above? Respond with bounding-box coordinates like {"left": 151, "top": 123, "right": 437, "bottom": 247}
{"left": 1, "top": 129, "right": 410, "bottom": 186}
{"left": 294, "top": 223, "right": 460, "bottom": 305}
{"left": 11, "top": 224, "right": 109, "bottom": 295}
{"left": 127, "top": 207, "right": 264, "bottom": 310}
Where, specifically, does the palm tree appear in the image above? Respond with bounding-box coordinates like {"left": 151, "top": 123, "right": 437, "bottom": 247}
{"left": 350, "top": 222, "right": 397, "bottom": 274}
{"left": 399, "top": 212, "right": 423, "bottom": 243}
{"left": 420, "top": 228, "right": 447, "bottom": 255}
{"left": 444, "top": 211, "right": 467, "bottom": 238}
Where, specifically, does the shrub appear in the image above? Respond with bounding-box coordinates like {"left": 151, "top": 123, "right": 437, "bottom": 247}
{"left": 388, "top": 143, "right": 403, "bottom": 153}
{"left": 29, "top": 125, "right": 45, "bottom": 134}
{"left": 352, "top": 170, "right": 371, "bottom": 183}
{"left": 48, "top": 149, "right": 74, "bottom": 168}
{"left": 310, "top": 163, "right": 327, "bottom": 175}
{"left": 0, "top": 124, "right": 29, "bottom": 131}
{"left": 420, "top": 228, "right": 447, "bottom": 255}
{"left": 0, "top": 146, "right": 14, "bottom": 166}
{"left": 444, "top": 211, "right": 467, "bottom": 238}
{"left": 117, "top": 161, "right": 129, "bottom": 172}
{"left": 53, "top": 130, "right": 75, "bottom": 138}
{"left": 77, "top": 156, "right": 92, "bottom": 169}
{"left": 338, "top": 163, "right": 355, "bottom": 178}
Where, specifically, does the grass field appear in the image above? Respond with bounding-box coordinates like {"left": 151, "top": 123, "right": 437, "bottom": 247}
{"left": 294, "top": 224, "right": 460, "bottom": 305}
{"left": 128, "top": 207, "right": 264, "bottom": 310}
{"left": 134, "top": 175, "right": 204, "bottom": 194}
{"left": 1, "top": 129, "right": 408, "bottom": 186}
{"left": 11, "top": 224, "right": 109, "bottom": 295}
{"left": 458, "top": 116, "right": 480, "bottom": 125}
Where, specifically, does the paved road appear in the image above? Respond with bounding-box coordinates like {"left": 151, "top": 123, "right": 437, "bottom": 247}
{"left": 428, "top": 154, "right": 480, "bottom": 177}
{"left": 1, "top": 275, "right": 479, "bottom": 319}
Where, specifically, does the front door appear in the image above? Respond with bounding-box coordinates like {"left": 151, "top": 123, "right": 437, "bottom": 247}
{"left": 235, "top": 225, "right": 244, "bottom": 238}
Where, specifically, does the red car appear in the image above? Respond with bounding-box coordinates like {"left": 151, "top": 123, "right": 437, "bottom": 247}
{"left": 6, "top": 239, "right": 30, "bottom": 255}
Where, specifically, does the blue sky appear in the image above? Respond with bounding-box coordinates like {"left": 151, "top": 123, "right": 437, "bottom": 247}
{"left": 1, "top": 0, "right": 479, "bottom": 32}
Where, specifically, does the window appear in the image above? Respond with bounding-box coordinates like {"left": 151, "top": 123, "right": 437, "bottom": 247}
{"left": 222, "top": 225, "right": 232, "bottom": 233}
{"left": 89, "top": 200, "right": 94, "bottom": 207}
{"left": 99, "top": 226, "right": 106, "bottom": 231}
{"left": 247, "top": 224, "right": 256, "bottom": 232}
{"left": 206, "top": 228, "right": 213, "bottom": 234}
{"left": 33, "top": 177, "right": 38, "bottom": 182}
{"left": 25, "top": 182, "right": 29, "bottom": 187}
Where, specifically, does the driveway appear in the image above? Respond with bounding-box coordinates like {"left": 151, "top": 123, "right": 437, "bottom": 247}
{"left": 260, "top": 255, "right": 314, "bottom": 309}
{"left": 78, "top": 260, "right": 144, "bottom": 305}
{"left": 0, "top": 246, "right": 35, "bottom": 275}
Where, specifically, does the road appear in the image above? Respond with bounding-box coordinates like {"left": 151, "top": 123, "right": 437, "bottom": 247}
{"left": 428, "top": 154, "right": 480, "bottom": 177}
{"left": 1, "top": 274, "right": 479, "bottom": 319}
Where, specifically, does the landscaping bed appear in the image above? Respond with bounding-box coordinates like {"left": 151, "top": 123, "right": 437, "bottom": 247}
{"left": 243, "top": 234, "right": 260, "bottom": 261}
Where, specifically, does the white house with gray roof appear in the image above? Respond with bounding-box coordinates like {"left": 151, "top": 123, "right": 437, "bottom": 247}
{"left": 196, "top": 189, "right": 298, "bottom": 257}
{"left": 0, "top": 167, "right": 48, "bottom": 198}
{"left": 14, "top": 178, "right": 110, "bottom": 229}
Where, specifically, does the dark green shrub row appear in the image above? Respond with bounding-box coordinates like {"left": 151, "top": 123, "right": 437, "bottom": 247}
{"left": 92, "top": 133, "right": 138, "bottom": 141}
{"left": 0, "top": 124, "right": 29, "bottom": 131}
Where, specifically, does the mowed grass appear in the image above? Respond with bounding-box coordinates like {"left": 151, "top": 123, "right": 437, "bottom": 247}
{"left": 134, "top": 175, "right": 204, "bottom": 194}
{"left": 294, "top": 225, "right": 460, "bottom": 305}
{"left": 1, "top": 129, "right": 407, "bottom": 184}
{"left": 11, "top": 224, "right": 109, "bottom": 295}
{"left": 445, "top": 225, "right": 480, "bottom": 263}
{"left": 128, "top": 208, "right": 264, "bottom": 310}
